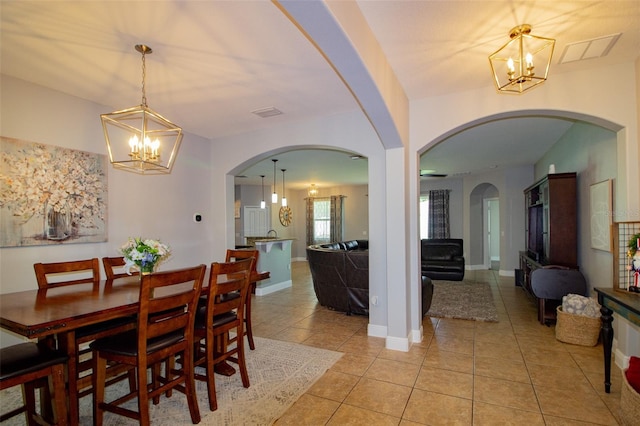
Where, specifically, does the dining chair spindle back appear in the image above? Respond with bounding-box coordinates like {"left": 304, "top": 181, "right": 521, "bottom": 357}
{"left": 194, "top": 258, "right": 253, "bottom": 411}
{"left": 225, "top": 249, "right": 260, "bottom": 350}
{"left": 91, "top": 264, "right": 206, "bottom": 425}
{"left": 102, "top": 256, "right": 139, "bottom": 279}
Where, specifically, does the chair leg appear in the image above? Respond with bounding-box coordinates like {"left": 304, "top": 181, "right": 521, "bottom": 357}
{"left": 237, "top": 330, "right": 250, "bottom": 389}
{"left": 137, "top": 363, "right": 151, "bottom": 426}
{"left": 206, "top": 334, "right": 217, "bottom": 411}
{"left": 22, "top": 382, "right": 38, "bottom": 426}
{"left": 93, "top": 354, "right": 107, "bottom": 426}
{"left": 183, "top": 345, "right": 201, "bottom": 424}
{"left": 245, "top": 283, "right": 256, "bottom": 350}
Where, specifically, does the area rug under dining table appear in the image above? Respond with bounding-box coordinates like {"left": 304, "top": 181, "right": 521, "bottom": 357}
{"left": 426, "top": 280, "right": 499, "bottom": 322}
{"left": 0, "top": 337, "right": 342, "bottom": 425}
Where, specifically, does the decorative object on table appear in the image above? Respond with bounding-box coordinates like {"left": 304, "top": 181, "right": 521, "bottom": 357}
{"left": 621, "top": 356, "right": 640, "bottom": 426}
{"left": 555, "top": 294, "right": 601, "bottom": 346}
{"left": 627, "top": 232, "right": 640, "bottom": 291}
{"left": 121, "top": 237, "right": 170, "bottom": 275}
{"left": 101, "top": 44, "right": 182, "bottom": 175}
{"left": 0, "top": 137, "right": 108, "bottom": 247}
{"left": 613, "top": 222, "right": 640, "bottom": 290}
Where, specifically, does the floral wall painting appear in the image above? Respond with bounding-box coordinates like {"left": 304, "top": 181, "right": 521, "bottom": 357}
{"left": 0, "top": 137, "right": 107, "bottom": 247}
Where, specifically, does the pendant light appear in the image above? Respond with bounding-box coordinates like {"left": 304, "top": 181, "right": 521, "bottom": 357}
{"left": 489, "top": 24, "right": 555, "bottom": 94}
{"left": 281, "top": 169, "right": 287, "bottom": 207}
{"left": 260, "top": 175, "right": 266, "bottom": 209}
{"left": 101, "top": 44, "right": 182, "bottom": 174}
{"left": 271, "top": 159, "right": 278, "bottom": 203}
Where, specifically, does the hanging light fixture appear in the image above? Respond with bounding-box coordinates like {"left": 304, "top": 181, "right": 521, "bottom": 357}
{"left": 101, "top": 44, "right": 183, "bottom": 174}
{"left": 281, "top": 169, "right": 287, "bottom": 207}
{"left": 271, "top": 159, "right": 278, "bottom": 203}
{"left": 308, "top": 184, "right": 318, "bottom": 197}
{"left": 489, "top": 24, "right": 555, "bottom": 94}
{"left": 260, "top": 175, "right": 266, "bottom": 209}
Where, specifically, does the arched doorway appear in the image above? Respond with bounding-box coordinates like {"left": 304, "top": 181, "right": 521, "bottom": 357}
{"left": 469, "top": 183, "right": 499, "bottom": 270}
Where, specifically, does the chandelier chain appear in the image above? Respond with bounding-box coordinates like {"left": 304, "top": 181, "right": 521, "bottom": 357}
{"left": 141, "top": 50, "right": 147, "bottom": 107}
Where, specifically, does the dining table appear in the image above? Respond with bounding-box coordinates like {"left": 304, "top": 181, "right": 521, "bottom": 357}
{"left": 0, "top": 268, "right": 269, "bottom": 424}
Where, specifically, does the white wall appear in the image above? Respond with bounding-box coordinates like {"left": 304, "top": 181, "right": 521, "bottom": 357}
{"left": 0, "top": 75, "right": 213, "bottom": 346}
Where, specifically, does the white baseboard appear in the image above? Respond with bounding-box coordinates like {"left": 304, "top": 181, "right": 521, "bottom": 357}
{"left": 386, "top": 334, "right": 410, "bottom": 352}
{"left": 615, "top": 346, "right": 631, "bottom": 370}
{"left": 255, "top": 279, "right": 292, "bottom": 296}
{"left": 410, "top": 327, "right": 423, "bottom": 344}
{"left": 367, "top": 323, "right": 387, "bottom": 338}
{"left": 500, "top": 269, "right": 515, "bottom": 277}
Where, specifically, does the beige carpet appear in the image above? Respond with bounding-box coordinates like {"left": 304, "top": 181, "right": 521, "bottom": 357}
{"left": 426, "top": 280, "right": 499, "bottom": 322}
{"left": 0, "top": 337, "right": 342, "bottom": 425}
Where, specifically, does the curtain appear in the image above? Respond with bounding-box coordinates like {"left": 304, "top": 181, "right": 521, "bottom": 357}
{"left": 330, "top": 195, "right": 344, "bottom": 243}
{"left": 305, "top": 197, "right": 314, "bottom": 246}
{"left": 428, "top": 189, "right": 450, "bottom": 239}
{"left": 305, "top": 195, "right": 345, "bottom": 245}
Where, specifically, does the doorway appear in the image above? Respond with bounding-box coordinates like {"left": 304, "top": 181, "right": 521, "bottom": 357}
{"left": 485, "top": 198, "right": 500, "bottom": 270}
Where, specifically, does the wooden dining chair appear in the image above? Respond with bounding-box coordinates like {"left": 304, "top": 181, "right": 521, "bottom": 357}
{"left": 34, "top": 258, "right": 101, "bottom": 289}
{"left": 193, "top": 258, "right": 253, "bottom": 411}
{"left": 33, "top": 258, "right": 135, "bottom": 421}
{"left": 102, "top": 256, "right": 139, "bottom": 279}
{"left": 225, "top": 249, "right": 262, "bottom": 350}
{"left": 0, "top": 342, "right": 69, "bottom": 425}
{"left": 91, "top": 265, "right": 205, "bottom": 425}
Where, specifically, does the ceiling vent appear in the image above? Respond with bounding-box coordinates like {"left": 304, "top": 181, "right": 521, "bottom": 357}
{"left": 251, "top": 107, "right": 283, "bottom": 118}
{"left": 559, "top": 33, "right": 621, "bottom": 64}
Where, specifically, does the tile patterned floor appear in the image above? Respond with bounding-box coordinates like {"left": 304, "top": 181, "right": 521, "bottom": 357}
{"left": 252, "top": 262, "right": 623, "bottom": 425}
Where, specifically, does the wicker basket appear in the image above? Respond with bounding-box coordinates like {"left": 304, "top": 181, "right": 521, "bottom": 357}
{"left": 555, "top": 306, "right": 601, "bottom": 346}
{"left": 621, "top": 369, "right": 640, "bottom": 426}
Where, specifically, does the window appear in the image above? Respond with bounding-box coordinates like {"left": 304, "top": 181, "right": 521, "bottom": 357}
{"left": 313, "top": 198, "right": 331, "bottom": 244}
{"left": 419, "top": 195, "right": 429, "bottom": 239}
{"left": 306, "top": 195, "right": 345, "bottom": 245}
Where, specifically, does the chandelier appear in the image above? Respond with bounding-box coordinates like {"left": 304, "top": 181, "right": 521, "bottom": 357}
{"left": 308, "top": 184, "right": 318, "bottom": 197}
{"left": 489, "top": 24, "right": 555, "bottom": 94}
{"left": 101, "top": 44, "right": 183, "bottom": 174}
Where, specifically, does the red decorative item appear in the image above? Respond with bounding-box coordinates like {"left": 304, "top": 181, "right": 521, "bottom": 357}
{"left": 626, "top": 356, "right": 640, "bottom": 393}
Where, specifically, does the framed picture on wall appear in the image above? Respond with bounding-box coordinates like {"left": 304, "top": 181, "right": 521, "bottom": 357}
{"left": 590, "top": 179, "right": 613, "bottom": 252}
{"left": 0, "top": 137, "right": 108, "bottom": 247}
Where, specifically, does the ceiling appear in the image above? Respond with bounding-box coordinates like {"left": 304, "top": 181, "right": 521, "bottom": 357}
{"left": 2, "top": 1, "right": 638, "bottom": 189}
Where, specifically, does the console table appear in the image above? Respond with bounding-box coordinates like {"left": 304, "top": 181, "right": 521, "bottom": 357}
{"left": 593, "top": 287, "right": 640, "bottom": 393}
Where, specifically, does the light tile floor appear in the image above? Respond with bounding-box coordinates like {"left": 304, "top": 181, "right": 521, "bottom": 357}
{"left": 252, "top": 261, "right": 623, "bottom": 425}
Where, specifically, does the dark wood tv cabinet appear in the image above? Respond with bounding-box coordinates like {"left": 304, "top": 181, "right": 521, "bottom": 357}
{"left": 519, "top": 172, "right": 578, "bottom": 322}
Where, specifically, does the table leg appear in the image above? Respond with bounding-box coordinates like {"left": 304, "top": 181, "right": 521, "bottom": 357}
{"left": 58, "top": 332, "right": 80, "bottom": 424}
{"left": 600, "top": 304, "right": 614, "bottom": 393}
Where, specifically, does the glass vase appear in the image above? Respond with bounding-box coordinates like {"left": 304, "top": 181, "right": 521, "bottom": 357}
{"left": 140, "top": 263, "right": 156, "bottom": 275}
{"left": 44, "top": 200, "right": 71, "bottom": 241}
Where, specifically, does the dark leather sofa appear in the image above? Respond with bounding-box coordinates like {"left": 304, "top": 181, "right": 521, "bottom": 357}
{"left": 308, "top": 240, "right": 434, "bottom": 317}
{"left": 421, "top": 238, "right": 465, "bottom": 281}
{"left": 306, "top": 240, "right": 369, "bottom": 315}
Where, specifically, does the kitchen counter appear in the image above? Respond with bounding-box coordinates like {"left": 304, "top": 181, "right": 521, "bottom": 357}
{"left": 252, "top": 238, "right": 295, "bottom": 295}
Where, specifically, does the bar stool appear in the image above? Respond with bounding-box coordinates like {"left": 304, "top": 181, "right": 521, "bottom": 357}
{"left": 0, "top": 342, "right": 69, "bottom": 425}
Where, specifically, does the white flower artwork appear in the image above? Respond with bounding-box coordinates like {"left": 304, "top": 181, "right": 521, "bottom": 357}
{"left": 0, "top": 137, "right": 107, "bottom": 247}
